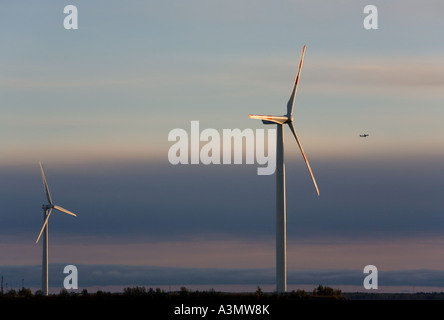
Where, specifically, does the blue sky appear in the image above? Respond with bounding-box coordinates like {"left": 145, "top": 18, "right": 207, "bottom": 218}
{"left": 1, "top": 1, "right": 444, "bottom": 292}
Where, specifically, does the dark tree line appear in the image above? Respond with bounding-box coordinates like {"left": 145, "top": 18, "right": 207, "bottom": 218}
{"left": 0, "top": 285, "right": 346, "bottom": 300}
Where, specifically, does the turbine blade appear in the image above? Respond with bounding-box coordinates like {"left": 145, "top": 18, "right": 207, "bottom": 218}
{"left": 36, "top": 209, "right": 52, "bottom": 244}
{"left": 53, "top": 205, "right": 77, "bottom": 217}
{"left": 286, "top": 45, "right": 306, "bottom": 117}
{"left": 287, "top": 122, "right": 320, "bottom": 196}
{"left": 249, "top": 114, "right": 288, "bottom": 125}
{"left": 39, "top": 162, "right": 53, "bottom": 205}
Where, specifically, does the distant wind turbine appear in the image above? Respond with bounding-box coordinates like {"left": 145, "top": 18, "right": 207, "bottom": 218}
{"left": 36, "top": 162, "right": 77, "bottom": 296}
{"left": 249, "top": 45, "right": 319, "bottom": 293}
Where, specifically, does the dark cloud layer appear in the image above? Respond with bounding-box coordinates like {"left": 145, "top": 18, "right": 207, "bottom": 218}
{"left": 1, "top": 155, "right": 444, "bottom": 242}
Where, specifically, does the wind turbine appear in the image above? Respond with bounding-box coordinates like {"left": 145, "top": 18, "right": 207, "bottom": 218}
{"left": 36, "top": 162, "right": 77, "bottom": 296}
{"left": 249, "top": 45, "right": 319, "bottom": 293}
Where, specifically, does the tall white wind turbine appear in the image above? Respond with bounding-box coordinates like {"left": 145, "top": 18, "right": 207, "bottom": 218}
{"left": 36, "top": 162, "right": 77, "bottom": 296}
{"left": 249, "top": 45, "right": 319, "bottom": 293}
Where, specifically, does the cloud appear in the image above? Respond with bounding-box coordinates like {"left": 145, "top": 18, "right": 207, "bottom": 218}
{"left": 303, "top": 56, "right": 444, "bottom": 96}
{"left": 1, "top": 155, "right": 444, "bottom": 242}
{"left": 3, "top": 233, "right": 444, "bottom": 274}
{"left": 3, "top": 263, "right": 444, "bottom": 292}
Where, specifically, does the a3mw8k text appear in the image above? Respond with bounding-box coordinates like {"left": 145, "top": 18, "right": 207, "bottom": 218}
{"left": 217, "top": 304, "right": 270, "bottom": 315}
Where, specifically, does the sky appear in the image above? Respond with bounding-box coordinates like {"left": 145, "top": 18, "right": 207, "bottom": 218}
{"left": 1, "top": 0, "right": 444, "bottom": 293}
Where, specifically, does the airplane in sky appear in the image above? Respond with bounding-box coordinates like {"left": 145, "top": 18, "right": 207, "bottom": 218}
{"left": 360, "top": 134, "right": 369, "bottom": 137}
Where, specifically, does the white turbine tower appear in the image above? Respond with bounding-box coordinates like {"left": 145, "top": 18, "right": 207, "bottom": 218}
{"left": 36, "top": 162, "right": 77, "bottom": 296}
{"left": 249, "top": 45, "right": 319, "bottom": 293}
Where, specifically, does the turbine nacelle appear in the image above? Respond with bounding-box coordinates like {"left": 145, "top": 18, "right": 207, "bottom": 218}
{"left": 41, "top": 203, "right": 76, "bottom": 215}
